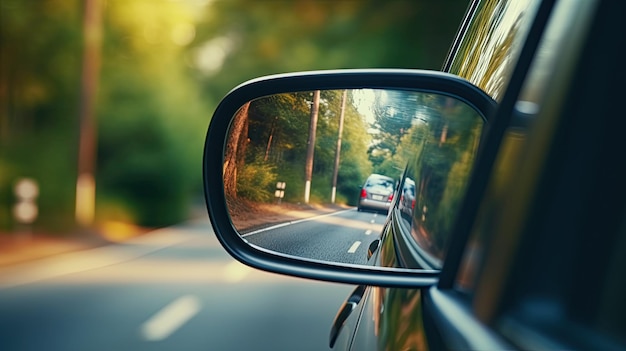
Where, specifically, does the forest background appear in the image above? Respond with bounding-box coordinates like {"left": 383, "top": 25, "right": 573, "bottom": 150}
{"left": 0, "top": 0, "right": 468, "bottom": 235}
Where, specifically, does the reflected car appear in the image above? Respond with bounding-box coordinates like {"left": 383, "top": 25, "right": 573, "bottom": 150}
{"left": 398, "top": 177, "right": 415, "bottom": 221}
{"left": 357, "top": 174, "right": 395, "bottom": 213}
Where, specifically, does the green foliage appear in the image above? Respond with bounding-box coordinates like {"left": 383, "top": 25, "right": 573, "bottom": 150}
{"left": 96, "top": 91, "right": 190, "bottom": 226}
{"left": 94, "top": 0, "right": 209, "bottom": 227}
{"left": 236, "top": 158, "right": 277, "bottom": 202}
{"left": 195, "top": 0, "right": 468, "bottom": 88}
{"left": 404, "top": 99, "right": 485, "bottom": 259}
{"left": 233, "top": 90, "right": 374, "bottom": 206}
{"left": 0, "top": 0, "right": 82, "bottom": 232}
{"left": 1, "top": 0, "right": 468, "bottom": 233}
{"left": 337, "top": 159, "right": 369, "bottom": 206}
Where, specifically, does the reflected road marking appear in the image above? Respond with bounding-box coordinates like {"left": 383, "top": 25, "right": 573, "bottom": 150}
{"left": 242, "top": 209, "right": 354, "bottom": 237}
{"left": 365, "top": 230, "right": 372, "bottom": 235}
{"left": 348, "top": 241, "right": 362, "bottom": 254}
{"left": 140, "top": 295, "right": 201, "bottom": 341}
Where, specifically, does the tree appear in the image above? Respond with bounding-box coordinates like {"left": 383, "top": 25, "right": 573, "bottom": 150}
{"left": 0, "top": 0, "right": 83, "bottom": 232}
{"left": 0, "top": 0, "right": 470, "bottom": 232}
{"left": 223, "top": 102, "right": 250, "bottom": 199}
{"left": 368, "top": 89, "right": 416, "bottom": 176}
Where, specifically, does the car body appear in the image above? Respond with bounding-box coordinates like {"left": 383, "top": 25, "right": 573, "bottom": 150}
{"left": 357, "top": 174, "right": 395, "bottom": 213}
{"left": 204, "top": 0, "right": 626, "bottom": 350}
{"left": 397, "top": 177, "right": 415, "bottom": 221}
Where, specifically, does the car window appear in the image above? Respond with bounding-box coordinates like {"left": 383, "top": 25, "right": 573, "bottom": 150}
{"left": 455, "top": 0, "right": 595, "bottom": 294}
{"left": 447, "top": 0, "right": 542, "bottom": 101}
{"left": 492, "top": 0, "right": 624, "bottom": 347}
{"left": 454, "top": 0, "right": 626, "bottom": 348}
{"left": 366, "top": 178, "right": 393, "bottom": 189}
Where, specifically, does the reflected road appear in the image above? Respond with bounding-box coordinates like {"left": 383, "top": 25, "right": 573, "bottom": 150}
{"left": 242, "top": 209, "right": 386, "bottom": 264}
{"left": 0, "top": 217, "right": 354, "bottom": 351}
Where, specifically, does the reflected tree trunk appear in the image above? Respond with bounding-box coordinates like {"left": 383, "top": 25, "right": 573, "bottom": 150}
{"left": 264, "top": 116, "right": 277, "bottom": 162}
{"left": 223, "top": 101, "right": 250, "bottom": 199}
{"left": 331, "top": 89, "right": 347, "bottom": 203}
{"left": 304, "top": 90, "right": 320, "bottom": 204}
{"left": 76, "top": 0, "right": 103, "bottom": 227}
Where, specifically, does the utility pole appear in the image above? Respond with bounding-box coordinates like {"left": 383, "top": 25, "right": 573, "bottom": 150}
{"left": 304, "top": 90, "right": 320, "bottom": 204}
{"left": 75, "top": 0, "right": 102, "bottom": 227}
{"left": 331, "top": 90, "right": 347, "bottom": 204}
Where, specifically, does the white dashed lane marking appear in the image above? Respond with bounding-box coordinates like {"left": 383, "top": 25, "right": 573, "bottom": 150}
{"left": 140, "top": 295, "right": 202, "bottom": 341}
{"left": 348, "top": 241, "right": 362, "bottom": 253}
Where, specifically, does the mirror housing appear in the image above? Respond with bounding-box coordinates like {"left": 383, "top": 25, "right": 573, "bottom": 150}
{"left": 204, "top": 69, "right": 495, "bottom": 288}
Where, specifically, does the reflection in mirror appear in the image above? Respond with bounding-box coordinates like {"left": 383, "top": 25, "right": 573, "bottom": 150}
{"left": 223, "top": 89, "right": 484, "bottom": 268}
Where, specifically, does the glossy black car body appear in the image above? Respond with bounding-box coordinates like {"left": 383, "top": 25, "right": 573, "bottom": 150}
{"left": 331, "top": 0, "right": 626, "bottom": 350}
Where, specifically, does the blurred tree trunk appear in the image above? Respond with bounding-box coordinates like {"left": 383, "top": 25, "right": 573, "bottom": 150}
{"left": 76, "top": 0, "right": 102, "bottom": 227}
{"left": 223, "top": 102, "right": 250, "bottom": 199}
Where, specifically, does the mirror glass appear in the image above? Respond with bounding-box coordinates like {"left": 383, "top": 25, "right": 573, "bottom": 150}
{"left": 222, "top": 89, "right": 484, "bottom": 269}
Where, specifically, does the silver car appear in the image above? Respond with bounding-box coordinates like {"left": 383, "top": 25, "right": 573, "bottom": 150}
{"left": 357, "top": 174, "right": 394, "bottom": 213}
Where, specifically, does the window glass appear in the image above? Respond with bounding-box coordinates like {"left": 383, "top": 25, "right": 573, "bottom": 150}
{"left": 455, "top": 0, "right": 593, "bottom": 294}
{"left": 455, "top": 0, "right": 626, "bottom": 348}
{"left": 513, "top": 209, "right": 626, "bottom": 348}
{"left": 447, "top": 0, "right": 542, "bottom": 101}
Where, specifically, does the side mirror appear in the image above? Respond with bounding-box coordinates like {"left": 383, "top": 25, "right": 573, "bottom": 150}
{"left": 204, "top": 69, "right": 496, "bottom": 288}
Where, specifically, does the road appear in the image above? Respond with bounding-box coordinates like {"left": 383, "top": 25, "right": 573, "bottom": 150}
{"left": 0, "top": 216, "right": 355, "bottom": 351}
{"left": 243, "top": 209, "right": 386, "bottom": 265}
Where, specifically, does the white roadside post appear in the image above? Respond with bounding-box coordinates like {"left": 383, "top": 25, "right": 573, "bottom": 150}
{"left": 12, "top": 178, "right": 39, "bottom": 240}
{"left": 275, "top": 182, "right": 286, "bottom": 205}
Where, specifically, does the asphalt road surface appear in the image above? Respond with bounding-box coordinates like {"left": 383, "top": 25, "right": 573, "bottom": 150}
{"left": 0, "top": 216, "right": 355, "bottom": 351}
{"left": 243, "top": 209, "right": 386, "bottom": 265}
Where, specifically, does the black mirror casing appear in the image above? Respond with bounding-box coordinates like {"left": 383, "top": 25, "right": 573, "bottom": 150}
{"left": 203, "top": 69, "right": 496, "bottom": 288}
